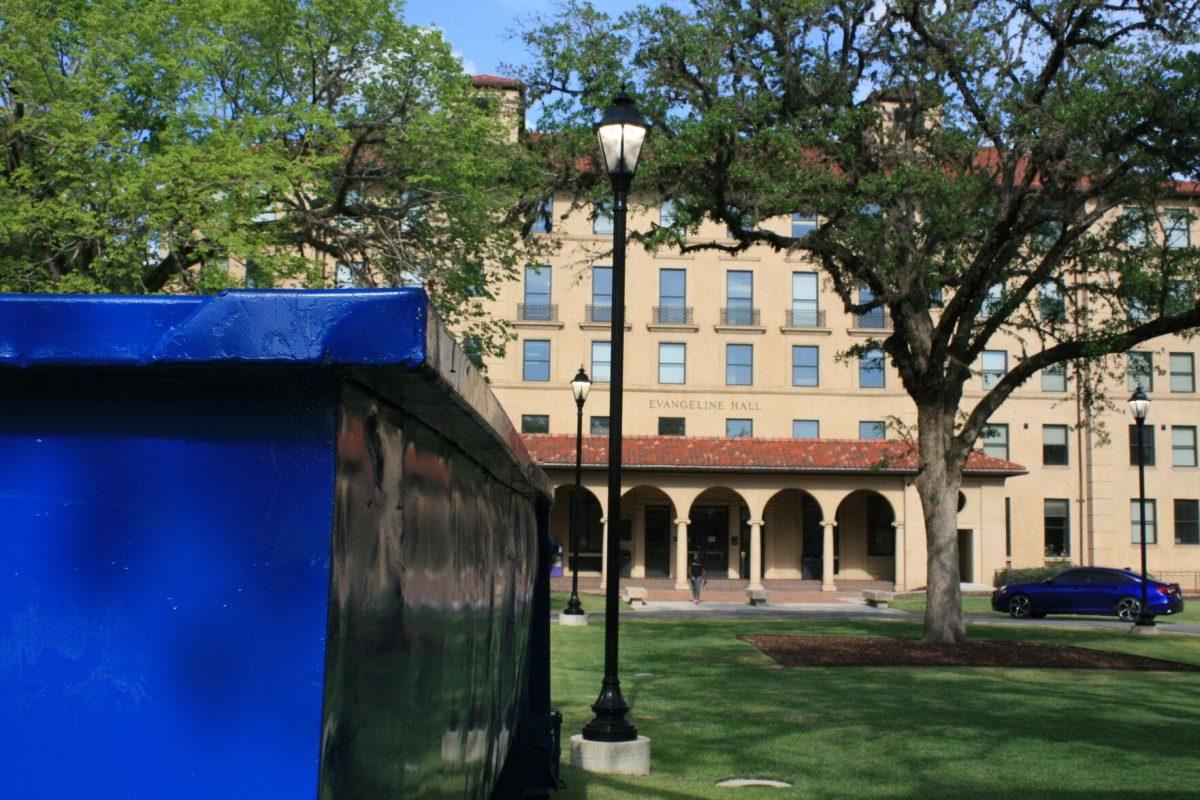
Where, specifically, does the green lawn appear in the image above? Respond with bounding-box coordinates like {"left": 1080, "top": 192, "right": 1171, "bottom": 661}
{"left": 551, "top": 591, "right": 609, "bottom": 615}
{"left": 890, "top": 594, "right": 1200, "bottom": 624}
{"left": 551, "top": 616, "right": 1200, "bottom": 799}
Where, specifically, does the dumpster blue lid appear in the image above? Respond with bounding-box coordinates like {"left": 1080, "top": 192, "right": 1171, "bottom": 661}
{"left": 0, "top": 289, "right": 550, "bottom": 499}
{"left": 0, "top": 289, "right": 426, "bottom": 367}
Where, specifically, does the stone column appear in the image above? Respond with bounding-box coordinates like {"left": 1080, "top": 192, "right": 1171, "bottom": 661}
{"left": 821, "top": 520, "right": 837, "bottom": 592}
{"left": 674, "top": 518, "right": 690, "bottom": 590}
{"left": 748, "top": 519, "right": 765, "bottom": 590}
{"left": 892, "top": 521, "right": 905, "bottom": 591}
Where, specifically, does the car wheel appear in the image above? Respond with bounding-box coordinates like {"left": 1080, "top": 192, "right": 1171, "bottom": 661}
{"left": 1115, "top": 596, "right": 1142, "bottom": 622}
{"left": 1008, "top": 595, "right": 1033, "bottom": 619}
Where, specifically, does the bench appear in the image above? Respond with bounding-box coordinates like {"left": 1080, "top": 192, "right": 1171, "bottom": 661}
{"left": 746, "top": 588, "right": 771, "bottom": 607}
{"left": 623, "top": 586, "right": 648, "bottom": 608}
{"left": 862, "top": 589, "right": 896, "bottom": 608}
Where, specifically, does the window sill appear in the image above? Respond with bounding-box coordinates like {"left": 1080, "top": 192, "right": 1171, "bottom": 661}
{"left": 780, "top": 326, "right": 832, "bottom": 336}
{"left": 714, "top": 324, "right": 767, "bottom": 334}
{"left": 847, "top": 327, "right": 892, "bottom": 337}
{"left": 513, "top": 319, "right": 564, "bottom": 330}
{"left": 580, "top": 322, "right": 631, "bottom": 331}
{"left": 647, "top": 323, "right": 699, "bottom": 332}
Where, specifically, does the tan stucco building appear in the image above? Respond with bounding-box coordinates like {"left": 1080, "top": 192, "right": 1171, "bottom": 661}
{"left": 478, "top": 186, "right": 1200, "bottom": 594}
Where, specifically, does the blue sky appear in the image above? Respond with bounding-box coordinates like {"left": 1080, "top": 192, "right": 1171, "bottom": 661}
{"left": 404, "top": 0, "right": 646, "bottom": 77}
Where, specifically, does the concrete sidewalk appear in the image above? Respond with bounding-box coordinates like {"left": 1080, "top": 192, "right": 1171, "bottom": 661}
{"left": 555, "top": 599, "right": 1200, "bottom": 634}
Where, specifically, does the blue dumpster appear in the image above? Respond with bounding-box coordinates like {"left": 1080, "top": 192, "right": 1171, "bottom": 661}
{"left": 0, "top": 290, "right": 554, "bottom": 799}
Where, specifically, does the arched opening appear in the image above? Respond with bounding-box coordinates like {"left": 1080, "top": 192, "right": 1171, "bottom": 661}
{"left": 762, "top": 489, "right": 825, "bottom": 582}
{"left": 620, "top": 485, "right": 676, "bottom": 580}
{"left": 550, "top": 484, "right": 603, "bottom": 576}
{"left": 834, "top": 490, "right": 896, "bottom": 586}
{"left": 687, "top": 487, "right": 751, "bottom": 580}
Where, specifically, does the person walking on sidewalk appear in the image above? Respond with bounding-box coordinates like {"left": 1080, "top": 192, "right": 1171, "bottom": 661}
{"left": 689, "top": 552, "right": 706, "bottom": 604}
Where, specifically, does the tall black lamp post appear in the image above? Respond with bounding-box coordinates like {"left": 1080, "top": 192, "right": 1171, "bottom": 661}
{"left": 581, "top": 92, "right": 648, "bottom": 744}
{"left": 1129, "top": 386, "right": 1155, "bottom": 627}
{"left": 564, "top": 366, "right": 592, "bottom": 617}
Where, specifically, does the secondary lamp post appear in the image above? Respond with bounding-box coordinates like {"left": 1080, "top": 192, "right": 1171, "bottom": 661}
{"left": 564, "top": 366, "right": 591, "bottom": 617}
{"left": 1129, "top": 386, "right": 1155, "bottom": 627}
{"left": 582, "top": 92, "right": 647, "bottom": 744}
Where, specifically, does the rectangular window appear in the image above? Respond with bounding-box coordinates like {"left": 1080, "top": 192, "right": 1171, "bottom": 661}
{"left": 981, "top": 350, "right": 1007, "bottom": 390}
{"left": 1173, "top": 426, "right": 1198, "bottom": 467}
{"left": 984, "top": 283, "right": 1004, "bottom": 314}
{"left": 859, "top": 421, "right": 885, "bottom": 440}
{"left": 660, "top": 199, "right": 678, "bottom": 227}
{"left": 982, "top": 423, "right": 1009, "bottom": 461}
{"left": 590, "top": 416, "right": 610, "bottom": 436}
{"left": 1044, "top": 499, "right": 1070, "bottom": 557}
{"left": 725, "top": 270, "right": 754, "bottom": 324}
{"left": 1128, "top": 352, "right": 1153, "bottom": 392}
{"left": 530, "top": 196, "right": 553, "bottom": 233}
{"left": 659, "top": 268, "right": 686, "bottom": 308}
{"left": 791, "top": 272, "right": 820, "bottom": 326}
{"left": 1165, "top": 209, "right": 1191, "bottom": 249}
{"left": 1124, "top": 207, "right": 1148, "bottom": 248}
{"left": 857, "top": 285, "right": 886, "bottom": 327}
{"left": 726, "top": 343, "right": 753, "bottom": 386}
{"left": 793, "top": 419, "right": 819, "bottom": 439}
{"left": 335, "top": 261, "right": 360, "bottom": 289}
{"left": 1041, "top": 362, "right": 1068, "bottom": 392}
{"left": 1039, "top": 281, "right": 1064, "bottom": 322}
{"left": 859, "top": 348, "right": 885, "bottom": 388}
{"left": 1170, "top": 352, "right": 1196, "bottom": 393}
{"left": 523, "top": 265, "right": 552, "bottom": 320}
{"left": 520, "top": 414, "right": 549, "bottom": 434}
{"left": 1176, "top": 499, "right": 1200, "bottom": 545}
{"left": 1129, "top": 424, "right": 1156, "bottom": 467}
{"left": 522, "top": 340, "right": 550, "bottom": 382}
{"left": 591, "top": 341, "right": 611, "bottom": 383}
{"left": 1132, "top": 499, "right": 1157, "bottom": 544}
{"left": 592, "top": 266, "right": 613, "bottom": 316}
{"left": 726, "top": 418, "right": 753, "bottom": 438}
{"left": 658, "top": 417, "right": 686, "bottom": 436}
{"left": 593, "top": 201, "right": 614, "bottom": 235}
{"left": 658, "top": 342, "right": 686, "bottom": 384}
{"left": 1043, "top": 425, "right": 1069, "bottom": 466}
{"left": 792, "top": 345, "right": 819, "bottom": 387}
{"left": 791, "top": 211, "right": 817, "bottom": 238}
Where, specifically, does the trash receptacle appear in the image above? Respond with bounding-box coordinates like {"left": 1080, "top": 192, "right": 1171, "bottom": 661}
{"left": 0, "top": 290, "right": 553, "bottom": 799}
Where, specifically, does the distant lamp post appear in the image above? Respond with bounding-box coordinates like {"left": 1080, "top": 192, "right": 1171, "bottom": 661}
{"left": 1128, "top": 386, "right": 1155, "bottom": 628}
{"left": 564, "top": 366, "right": 592, "bottom": 618}
{"left": 582, "top": 92, "right": 648, "bottom": 745}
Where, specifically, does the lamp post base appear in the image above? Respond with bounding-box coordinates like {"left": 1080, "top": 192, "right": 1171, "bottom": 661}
{"left": 559, "top": 611, "right": 589, "bottom": 626}
{"left": 570, "top": 735, "right": 651, "bottom": 776}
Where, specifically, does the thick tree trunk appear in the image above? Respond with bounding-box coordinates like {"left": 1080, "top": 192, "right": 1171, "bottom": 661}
{"left": 915, "top": 402, "right": 967, "bottom": 644}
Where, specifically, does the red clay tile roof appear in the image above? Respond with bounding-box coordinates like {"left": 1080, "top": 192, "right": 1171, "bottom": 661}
{"left": 472, "top": 74, "right": 524, "bottom": 90}
{"left": 522, "top": 434, "right": 1026, "bottom": 476}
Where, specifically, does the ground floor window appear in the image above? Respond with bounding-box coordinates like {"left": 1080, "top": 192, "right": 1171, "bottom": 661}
{"left": 726, "top": 418, "right": 753, "bottom": 437}
{"left": 1176, "top": 499, "right": 1200, "bottom": 545}
{"left": 1131, "top": 499, "right": 1157, "bottom": 544}
{"left": 521, "top": 414, "right": 549, "bottom": 433}
{"left": 658, "top": 416, "right": 685, "bottom": 436}
{"left": 1044, "top": 498, "right": 1070, "bottom": 557}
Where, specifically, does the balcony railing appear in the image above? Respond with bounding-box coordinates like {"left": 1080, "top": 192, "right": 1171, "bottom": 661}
{"left": 586, "top": 304, "right": 613, "bottom": 324}
{"left": 720, "top": 307, "right": 761, "bottom": 326}
{"left": 653, "top": 306, "right": 694, "bottom": 325}
{"left": 854, "top": 307, "right": 892, "bottom": 329}
{"left": 518, "top": 302, "right": 557, "bottom": 322}
{"left": 785, "top": 308, "right": 826, "bottom": 328}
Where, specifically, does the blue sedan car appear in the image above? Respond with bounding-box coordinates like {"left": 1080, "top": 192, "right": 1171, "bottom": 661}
{"left": 992, "top": 567, "right": 1184, "bottom": 621}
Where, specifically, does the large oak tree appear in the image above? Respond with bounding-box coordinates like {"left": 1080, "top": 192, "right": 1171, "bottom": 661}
{"left": 515, "top": 0, "right": 1200, "bottom": 642}
{"left": 0, "top": 0, "right": 543, "bottom": 358}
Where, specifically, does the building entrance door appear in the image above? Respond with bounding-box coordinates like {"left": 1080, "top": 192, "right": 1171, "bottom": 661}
{"left": 690, "top": 506, "right": 729, "bottom": 574}
{"left": 644, "top": 505, "right": 671, "bottom": 577}
{"left": 958, "top": 530, "right": 974, "bottom": 583}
